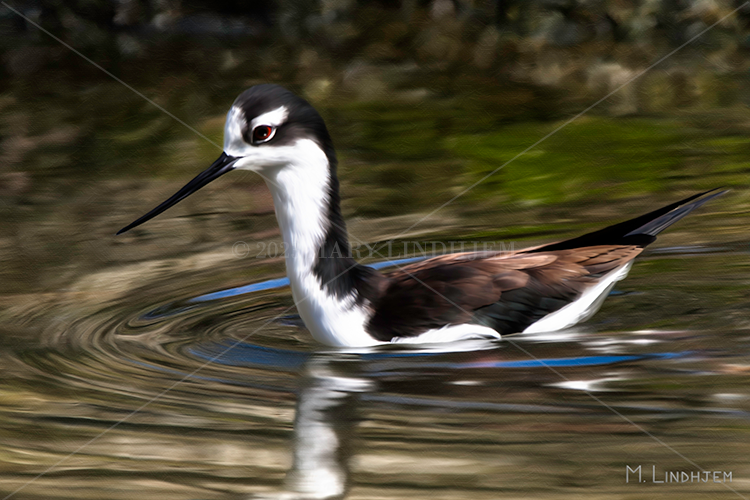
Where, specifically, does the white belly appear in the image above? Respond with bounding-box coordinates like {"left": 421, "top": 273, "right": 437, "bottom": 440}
{"left": 523, "top": 262, "right": 633, "bottom": 334}
{"left": 390, "top": 323, "right": 501, "bottom": 344}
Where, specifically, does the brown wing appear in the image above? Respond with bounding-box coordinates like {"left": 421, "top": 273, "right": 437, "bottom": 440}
{"left": 365, "top": 246, "right": 641, "bottom": 341}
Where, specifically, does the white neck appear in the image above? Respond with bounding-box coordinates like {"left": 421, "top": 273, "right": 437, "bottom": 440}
{"left": 262, "top": 139, "right": 377, "bottom": 347}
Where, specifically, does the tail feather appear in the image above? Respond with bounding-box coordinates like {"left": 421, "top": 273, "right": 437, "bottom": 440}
{"left": 530, "top": 189, "right": 726, "bottom": 253}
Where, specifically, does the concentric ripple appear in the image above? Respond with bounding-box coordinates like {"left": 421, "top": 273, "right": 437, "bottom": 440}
{"left": 2, "top": 248, "right": 750, "bottom": 500}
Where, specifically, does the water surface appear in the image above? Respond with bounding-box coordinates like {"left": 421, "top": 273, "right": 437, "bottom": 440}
{"left": 1, "top": 234, "right": 750, "bottom": 499}
{"left": 2, "top": 73, "right": 750, "bottom": 499}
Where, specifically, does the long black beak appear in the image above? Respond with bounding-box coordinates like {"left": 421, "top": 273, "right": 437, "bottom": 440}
{"left": 117, "top": 152, "right": 239, "bottom": 235}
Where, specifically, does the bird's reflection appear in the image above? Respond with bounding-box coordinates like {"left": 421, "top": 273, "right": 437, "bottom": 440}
{"left": 249, "top": 340, "right": 499, "bottom": 500}
{"left": 222, "top": 337, "right": 682, "bottom": 500}
{"left": 280, "top": 354, "right": 373, "bottom": 500}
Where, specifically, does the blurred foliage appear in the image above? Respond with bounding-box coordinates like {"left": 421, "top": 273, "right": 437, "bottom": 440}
{"left": 3, "top": 0, "right": 750, "bottom": 186}
{"left": 1, "top": 0, "right": 750, "bottom": 292}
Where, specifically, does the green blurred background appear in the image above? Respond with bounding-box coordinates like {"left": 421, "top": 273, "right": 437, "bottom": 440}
{"left": 1, "top": 0, "right": 749, "bottom": 296}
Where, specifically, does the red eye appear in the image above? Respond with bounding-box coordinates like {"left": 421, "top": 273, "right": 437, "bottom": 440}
{"left": 252, "top": 125, "right": 273, "bottom": 142}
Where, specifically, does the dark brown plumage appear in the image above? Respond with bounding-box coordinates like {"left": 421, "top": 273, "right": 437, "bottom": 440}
{"left": 365, "top": 190, "right": 724, "bottom": 341}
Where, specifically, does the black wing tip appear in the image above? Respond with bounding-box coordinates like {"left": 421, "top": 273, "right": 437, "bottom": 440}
{"left": 692, "top": 187, "right": 728, "bottom": 198}
{"left": 622, "top": 187, "right": 727, "bottom": 239}
{"left": 700, "top": 187, "right": 729, "bottom": 199}
{"left": 528, "top": 187, "right": 727, "bottom": 253}
{"left": 665, "top": 186, "right": 728, "bottom": 214}
{"left": 664, "top": 187, "right": 727, "bottom": 207}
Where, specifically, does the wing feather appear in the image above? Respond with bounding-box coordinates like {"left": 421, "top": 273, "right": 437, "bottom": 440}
{"left": 366, "top": 246, "right": 640, "bottom": 341}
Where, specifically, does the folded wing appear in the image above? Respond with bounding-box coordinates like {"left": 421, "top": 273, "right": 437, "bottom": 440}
{"left": 366, "top": 246, "right": 640, "bottom": 341}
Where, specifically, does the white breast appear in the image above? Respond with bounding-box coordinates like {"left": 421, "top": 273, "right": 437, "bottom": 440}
{"left": 260, "top": 138, "right": 376, "bottom": 347}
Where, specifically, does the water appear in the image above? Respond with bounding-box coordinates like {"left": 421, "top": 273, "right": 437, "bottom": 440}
{"left": 1, "top": 236, "right": 750, "bottom": 499}
{"left": 3, "top": 66, "right": 750, "bottom": 499}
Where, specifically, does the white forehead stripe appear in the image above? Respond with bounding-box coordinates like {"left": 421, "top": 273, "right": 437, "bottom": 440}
{"left": 223, "top": 105, "right": 290, "bottom": 157}
{"left": 252, "top": 105, "right": 289, "bottom": 128}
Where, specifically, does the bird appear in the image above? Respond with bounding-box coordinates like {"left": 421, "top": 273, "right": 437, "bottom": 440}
{"left": 117, "top": 84, "right": 725, "bottom": 348}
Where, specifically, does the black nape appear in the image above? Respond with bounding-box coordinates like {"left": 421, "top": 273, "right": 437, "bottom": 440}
{"left": 311, "top": 151, "right": 384, "bottom": 305}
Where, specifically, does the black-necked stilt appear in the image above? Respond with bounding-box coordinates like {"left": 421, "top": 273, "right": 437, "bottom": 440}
{"left": 118, "top": 84, "right": 724, "bottom": 347}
